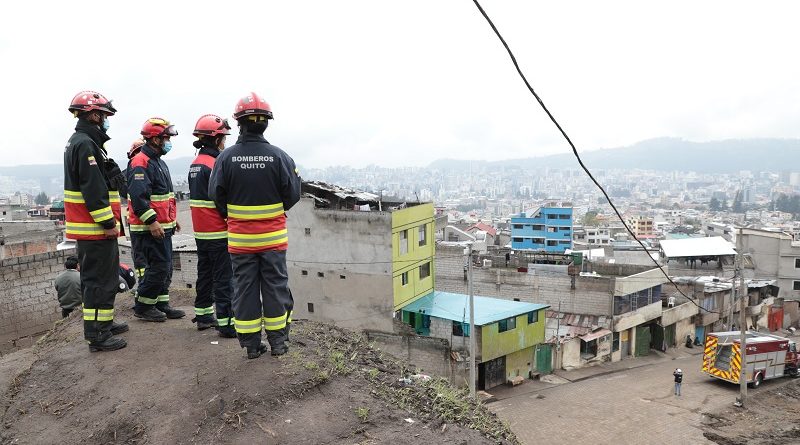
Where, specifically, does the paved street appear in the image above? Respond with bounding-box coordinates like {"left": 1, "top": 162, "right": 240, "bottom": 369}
{"left": 488, "top": 352, "right": 781, "bottom": 445}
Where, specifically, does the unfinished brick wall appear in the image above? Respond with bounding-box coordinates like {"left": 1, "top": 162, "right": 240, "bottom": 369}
{"left": 435, "top": 245, "right": 613, "bottom": 315}
{"left": 0, "top": 249, "right": 74, "bottom": 344}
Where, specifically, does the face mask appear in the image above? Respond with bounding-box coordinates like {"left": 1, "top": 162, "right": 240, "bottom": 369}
{"left": 162, "top": 140, "right": 173, "bottom": 155}
{"left": 102, "top": 119, "right": 110, "bottom": 131}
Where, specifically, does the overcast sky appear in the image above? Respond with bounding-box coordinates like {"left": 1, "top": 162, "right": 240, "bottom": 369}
{"left": 1, "top": 1, "right": 798, "bottom": 169}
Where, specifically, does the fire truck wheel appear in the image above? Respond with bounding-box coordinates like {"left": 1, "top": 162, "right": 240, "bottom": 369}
{"left": 749, "top": 372, "right": 763, "bottom": 389}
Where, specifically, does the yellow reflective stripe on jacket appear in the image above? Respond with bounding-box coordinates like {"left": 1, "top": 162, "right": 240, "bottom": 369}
{"left": 150, "top": 192, "right": 175, "bottom": 202}
{"left": 234, "top": 318, "right": 262, "bottom": 334}
{"left": 263, "top": 313, "right": 287, "bottom": 331}
{"left": 66, "top": 221, "right": 105, "bottom": 235}
{"left": 195, "top": 231, "right": 227, "bottom": 240}
{"left": 83, "top": 308, "right": 114, "bottom": 322}
{"left": 139, "top": 209, "right": 157, "bottom": 222}
{"left": 227, "top": 203, "right": 284, "bottom": 220}
{"left": 228, "top": 229, "right": 288, "bottom": 248}
{"left": 189, "top": 199, "right": 216, "bottom": 208}
{"left": 64, "top": 189, "right": 119, "bottom": 204}
{"left": 89, "top": 206, "right": 114, "bottom": 223}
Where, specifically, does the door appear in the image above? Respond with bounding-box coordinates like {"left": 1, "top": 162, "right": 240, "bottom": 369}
{"left": 483, "top": 356, "right": 506, "bottom": 389}
{"left": 635, "top": 325, "right": 651, "bottom": 357}
{"left": 535, "top": 344, "right": 553, "bottom": 374}
{"left": 621, "top": 330, "right": 631, "bottom": 358}
{"left": 665, "top": 324, "right": 676, "bottom": 349}
{"left": 650, "top": 324, "right": 665, "bottom": 352}
{"left": 695, "top": 325, "right": 705, "bottom": 344}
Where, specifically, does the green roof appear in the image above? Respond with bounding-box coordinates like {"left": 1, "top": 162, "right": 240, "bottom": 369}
{"left": 401, "top": 291, "right": 549, "bottom": 326}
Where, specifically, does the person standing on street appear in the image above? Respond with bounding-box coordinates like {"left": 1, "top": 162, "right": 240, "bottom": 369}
{"left": 673, "top": 368, "right": 683, "bottom": 396}
{"left": 127, "top": 117, "right": 185, "bottom": 322}
{"left": 63, "top": 90, "right": 128, "bottom": 352}
{"left": 54, "top": 255, "right": 82, "bottom": 318}
{"left": 209, "top": 92, "right": 301, "bottom": 359}
{"left": 188, "top": 114, "right": 236, "bottom": 338}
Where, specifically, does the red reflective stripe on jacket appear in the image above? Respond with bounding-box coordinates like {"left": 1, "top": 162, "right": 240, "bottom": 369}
{"left": 64, "top": 194, "right": 121, "bottom": 240}
{"left": 190, "top": 206, "right": 227, "bottom": 233}
{"left": 189, "top": 153, "right": 227, "bottom": 236}
{"left": 127, "top": 199, "right": 175, "bottom": 227}
{"left": 228, "top": 241, "right": 288, "bottom": 254}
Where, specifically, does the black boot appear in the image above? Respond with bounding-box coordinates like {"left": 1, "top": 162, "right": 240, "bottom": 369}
{"left": 217, "top": 325, "right": 237, "bottom": 338}
{"left": 270, "top": 343, "right": 289, "bottom": 356}
{"left": 192, "top": 315, "right": 216, "bottom": 331}
{"left": 88, "top": 335, "right": 127, "bottom": 352}
{"left": 134, "top": 306, "right": 167, "bottom": 322}
{"left": 156, "top": 303, "right": 186, "bottom": 319}
{"left": 110, "top": 321, "right": 129, "bottom": 335}
{"left": 247, "top": 343, "right": 269, "bottom": 359}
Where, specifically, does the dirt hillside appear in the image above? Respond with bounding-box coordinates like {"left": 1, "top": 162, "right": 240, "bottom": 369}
{"left": 0, "top": 293, "right": 517, "bottom": 445}
{"left": 702, "top": 377, "right": 800, "bottom": 445}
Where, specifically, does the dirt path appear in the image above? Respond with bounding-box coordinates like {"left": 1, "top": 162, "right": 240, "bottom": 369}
{"left": 0, "top": 300, "right": 515, "bottom": 445}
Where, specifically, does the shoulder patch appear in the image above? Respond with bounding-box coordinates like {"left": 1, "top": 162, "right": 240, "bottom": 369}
{"left": 87, "top": 155, "right": 97, "bottom": 166}
{"left": 134, "top": 173, "right": 145, "bottom": 180}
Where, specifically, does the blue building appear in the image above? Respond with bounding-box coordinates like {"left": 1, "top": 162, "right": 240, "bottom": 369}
{"left": 510, "top": 206, "right": 573, "bottom": 253}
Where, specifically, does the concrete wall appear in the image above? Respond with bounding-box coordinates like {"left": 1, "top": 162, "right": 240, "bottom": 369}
{"left": 366, "top": 330, "right": 469, "bottom": 386}
{"left": 675, "top": 318, "right": 695, "bottom": 347}
{"left": 613, "top": 301, "right": 662, "bottom": 332}
{"left": 740, "top": 229, "right": 800, "bottom": 300}
{"left": 613, "top": 268, "right": 667, "bottom": 296}
{"left": 0, "top": 249, "right": 72, "bottom": 346}
{"left": 662, "top": 301, "right": 699, "bottom": 327}
{"left": 286, "top": 199, "right": 395, "bottom": 332}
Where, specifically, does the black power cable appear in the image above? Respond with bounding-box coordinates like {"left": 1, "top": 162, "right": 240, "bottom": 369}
{"left": 471, "top": 0, "right": 720, "bottom": 315}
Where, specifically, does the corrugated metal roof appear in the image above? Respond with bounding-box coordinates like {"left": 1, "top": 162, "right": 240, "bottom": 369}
{"left": 660, "top": 236, "right": 736, "bottom": 258}
{"left": 401, "top": 291, "right": 549, "bottom": 326}
{"left": 580, "top": 328, "right": 612, "bottom": 342}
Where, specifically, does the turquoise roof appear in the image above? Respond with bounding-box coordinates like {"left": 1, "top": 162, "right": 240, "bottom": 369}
{"left": 401, "top": 291, "right": 549, "bottom": 326}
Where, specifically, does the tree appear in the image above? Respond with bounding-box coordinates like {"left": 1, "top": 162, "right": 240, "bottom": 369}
{"left": 34, "top": 192, "right": 49, "bottom": 206}
{"left": 582, "top": 211, "right": 599, "bottom": 226}
{"left": 709, "top": 197, "right": 721, "bottom": 211}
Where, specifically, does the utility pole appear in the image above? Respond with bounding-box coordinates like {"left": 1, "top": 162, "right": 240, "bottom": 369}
{"left": 467, "top": 244, "right": 476, "bottom": 399}
{"left": 736, "top": 227, "right": 748, "bottom": 407}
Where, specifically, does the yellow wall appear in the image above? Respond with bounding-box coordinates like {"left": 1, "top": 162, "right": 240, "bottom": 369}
{"left": 505, "top": 347, "right": 535, "bottom": 380}
{"left": 392, "top": 203, "right": 435, "bottom": 309}
{"left": 481, "top": 309, "right": 546, "bottom": 363}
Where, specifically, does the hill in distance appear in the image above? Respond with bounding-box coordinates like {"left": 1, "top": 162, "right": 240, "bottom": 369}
{"left": 428, "top": 137, "right": 800, "bottom": 173}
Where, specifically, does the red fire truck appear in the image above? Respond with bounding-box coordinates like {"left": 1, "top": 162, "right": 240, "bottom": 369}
{"left": 702, "top": 331, "right": 798, "bottom": 388}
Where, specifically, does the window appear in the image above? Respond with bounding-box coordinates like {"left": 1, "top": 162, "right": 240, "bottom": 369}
{"left": 498, "top": 316, "right": 516, "bottom": 333}
{"left": 452, "top": 321, "right": 470, "bottom": 337}
{"left": 527, "top": 311, "right": 538, "bottom": 324}
{"left": 702, "top": 296, "right": 716, "bottom": 311}
{"left": 317, "top": 272, "right": 325, "bottom": 278}
{"left": 512, "top": 224, "right": 523, "bottom": 230}
{"left": 512, "top": 237, "right": 523, "bottom": 243}
{"left": 533, "top": 237, "right": 545, "bottom": 244}
{"left": 340, "top": 275, "right": 346, "bottom": 279}
{"left": 419, "top": 262, "right": 431, "bottom": 279}
{"left": 559, "top": 240, "right": 571, "bottom": 245}
{"left": 581, "top": 339, "right": 598, "bottom": 358}
{"left": 547, "top": 214, "right": 558, "bottom": 219}
{"left": 304, "top": 228, "right": 311, "bottom": 236}
{"left": 532, "top": 225, "right": 544, "bottom": 231}
{"left": 612, "top": 332, "right": 620, "bottom": 352}
{"left": 301, "top": 270, "right": 308, "bottom": 276}
{"left": 513, "top": 298, "right": 520, "bottom": 302}
{"left": 418, "top": 224, "right": 427, "bottom": 246}
{"left": 547, "top": 227, "right": 557, "bottom": 233}
{"left": 399, "top": 230, "right": 408, "bottom": 255}
{"left": 558, "top": 214, "right": 571, "bottom": 219}
{"left": 307, "top": 303, "right": 315, "bottom": 313}
{"left": 795, "top": 258, "right": 800, "bottom": 269}
{"left": 401, "top": 271, "right": 409, "bottom": 286}
{"left": 560, "top": 227, "right": 571, "bottom": 232}
{"left": 794, "top": 281, "right": 800, "bottom": 291}
{"left": 588, "top": 239, "right": 596, "bottom": 244}
{"left": 546, "top": 240, "right": 558, "bottom": 246}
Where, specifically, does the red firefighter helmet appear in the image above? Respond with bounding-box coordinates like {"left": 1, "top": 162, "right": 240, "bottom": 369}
{"left": 68, "top": 90, "right": 117, "bottom": 116}
{"left": 140, "top": 117, "right": 178, "bottom": 139}
{"left": 193, "top": 114, "right": 231, "bottom": 137}
{"left": 233, "top": 92, "right": 273, "bottom": 120}
{"left": 128, "top": 138, "right": 145, "bottom": 159}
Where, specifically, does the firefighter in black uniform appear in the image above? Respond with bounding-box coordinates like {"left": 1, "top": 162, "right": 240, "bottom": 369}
{"left": 63, "top": 90, "right": 129, "bottom": 352}
{"left": 188, "top": 114, "right": 236, "bottom": 338}
{"left": 127, "top": 118, "right": 185, "bottom": 322}
{"left": 210, "top": 92, "right": 301, "bottom": 359}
